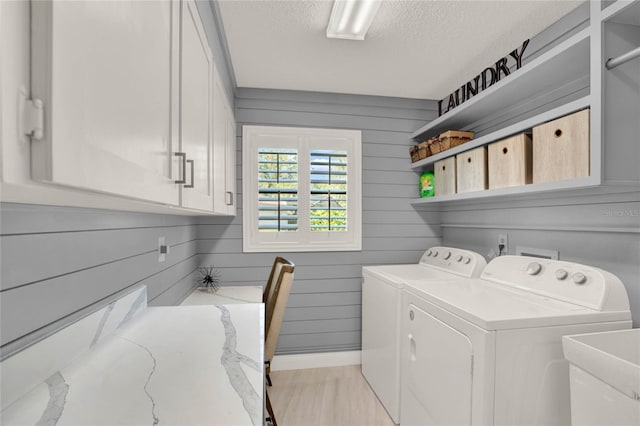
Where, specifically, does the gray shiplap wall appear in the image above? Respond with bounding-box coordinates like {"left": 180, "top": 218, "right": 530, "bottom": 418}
{"left": 0, "top": 203, "right": 199, "bottom": 355}
{"left": 440, "top": 2, "right": 640, "bottom": 326}
{"left": 197, "top": 89, "right": 441, "bottom": 354}
{"left": 0, "top": 1, "right": 234, "bottom": 357}
{"left": 442, "top": 193, "right": 640, "bottom": 326}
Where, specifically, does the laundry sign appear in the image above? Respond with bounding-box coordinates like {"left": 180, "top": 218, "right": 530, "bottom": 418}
{"left": 438, "top": 39, "right": 530, "bottom": 117}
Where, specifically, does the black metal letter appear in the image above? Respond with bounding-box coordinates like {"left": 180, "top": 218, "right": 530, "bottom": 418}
{"left": 495, "top": 57, "right": 511, "bottom": 81}
{"left": 481, "top": 67, "right": 496, "bottom": 90}
{"left": 509, "top": 39, "right": 530, "bottom": 69}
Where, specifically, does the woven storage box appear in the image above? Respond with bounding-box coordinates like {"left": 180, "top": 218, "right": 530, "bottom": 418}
{"left": 488, "top": 133, "right": 532, "bottom": 189}
{"left": 430, "top": 139, "right": 443, "bottom": 154}
{"left": 434, "top": 157, "right": 457, "bottom": 196}
{"left": 418, "top": 140, "right": 432, "bottom": 160}
{"left": 410, "top": 146, "right": 420, "bottom": 162}
{"left": 456, "top": 146, "right": 487, "bottom": 193}
{"left": 438, "top": 130, "right": 475, "bottom": 152}
{"left": 533, "top": 109, "right": 590, "bottom": 184}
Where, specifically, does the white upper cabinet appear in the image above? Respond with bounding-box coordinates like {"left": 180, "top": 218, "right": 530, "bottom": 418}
{"left": 30, "top": 0, "right": 180, "bottom": 205}
{"left": 18, "top": 0, "right": 223, "bottom": 213}
{"left": 212, "top": 64, "right": 237, "bottom": 216}
{"left": 179, "top": 0, "right": 214, "bottom": 211}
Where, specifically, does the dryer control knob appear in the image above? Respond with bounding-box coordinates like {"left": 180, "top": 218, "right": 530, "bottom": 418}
{"left": 443, "top": 251, "right": 452, "bottom": 260}
{"left": 409, "top": 310, "right": 415, "bottom": 320}
{"left": 572, "top": 273, "right": 587, "bottom": 285}
{"left": 463, "top": 257, "right": 471, "bottom": 264}
{"left": 432, "top": 251, "right": 438, "bottom": 257}
{"left": 555, "top": 269, "right": 568, "bottom": 280}
{"left": 456, "top": 255, "right": 463, "bottom": 262}
{"left": 426, "top": 250, "right": 432, "bottom": 256}
{"left": 526, "top": 262, "right": 542, "bottom": 275}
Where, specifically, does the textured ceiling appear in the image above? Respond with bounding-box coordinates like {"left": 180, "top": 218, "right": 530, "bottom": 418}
{"left": 218, "top": 0, "right": 584, "bottom": 100}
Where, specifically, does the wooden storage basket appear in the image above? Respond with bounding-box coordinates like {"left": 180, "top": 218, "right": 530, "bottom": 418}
{"left": 418, "top": 140, "right": 433, "bottom": 159}
{"left": 424, "top": 136, "right": 442, "bottom": 154}
{"left": 438, "top": 130, "right": 475, "bottom": 152}
{"left": 410, "top": 145, "right": 420, "bottom": 162}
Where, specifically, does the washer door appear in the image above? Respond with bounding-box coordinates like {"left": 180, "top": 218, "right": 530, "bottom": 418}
{"left": 403, "top": 303, "right": 473, "bottom": 426}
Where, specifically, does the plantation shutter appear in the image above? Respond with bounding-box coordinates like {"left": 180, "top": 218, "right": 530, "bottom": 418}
{"left": 243, "top": 125, "right": 361, "bottom": 253}
{"left": 258, "top": 149, "right": 298, "bottom": 231}
{"left": 310, "top": 150, "right": 348, "bottom": 232}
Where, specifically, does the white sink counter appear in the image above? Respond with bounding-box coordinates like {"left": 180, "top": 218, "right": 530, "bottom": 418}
{"left": 1, "top": 302, "right": 264, "bottom": 426}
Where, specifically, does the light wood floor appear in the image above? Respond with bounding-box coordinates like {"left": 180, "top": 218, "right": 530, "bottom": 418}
{"left": 267, "top": 365, "right": 395, "bottom": 426}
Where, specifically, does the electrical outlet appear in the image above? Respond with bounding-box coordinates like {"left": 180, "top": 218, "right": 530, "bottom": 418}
{"left": 158, "top": 237, "right": 167, "bottom": 263}
{"left": 498, "top": 234, "right": 508, "bottom": 254}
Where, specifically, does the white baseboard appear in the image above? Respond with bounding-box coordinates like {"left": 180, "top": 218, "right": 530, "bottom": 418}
{"left": 271, "top": 350, "right": 361, "bottom": 371}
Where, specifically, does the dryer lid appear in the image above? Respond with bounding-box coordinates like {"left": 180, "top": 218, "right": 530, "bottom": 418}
{"left": 404, "top": 278, "right": 631, "bottom": 331}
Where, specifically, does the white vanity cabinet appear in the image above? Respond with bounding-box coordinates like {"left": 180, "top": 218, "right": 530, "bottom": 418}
{"left": 30, "top": 0, "right": 181, "bottom": 206}
{"left": 212, "top": 64, "right": 237, "bottom": 216}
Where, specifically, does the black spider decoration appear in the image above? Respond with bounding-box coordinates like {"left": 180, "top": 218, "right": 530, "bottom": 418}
{"left": 196, "top": 266, "right": 221, "bottom": 293}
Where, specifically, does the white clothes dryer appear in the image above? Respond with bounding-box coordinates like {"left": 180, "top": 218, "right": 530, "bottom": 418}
{"left": 361, "top": 247, "right": 487, "bottom": 423}
{"left": 400, "top": 255, "right": 632, "bottom": 426}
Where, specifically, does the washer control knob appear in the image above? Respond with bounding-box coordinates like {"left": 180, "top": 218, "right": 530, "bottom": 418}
{"left": 463, "top": 257, "right": 471, "bottom": 264}
{"left": 432, "top": 251, "right": 438, "bottom": 257}
{"left": 526, "top": 262, "right": 542, "bottom": 276}
{"left": 572, "top": 273, "right": 587, "bottom": 285}
{"left": 426, "top": 250, "right": 432, "bottom": 256}
{"left": 409, "top": 310, "right": 415, "bottom": 320}
{"left": 456, "top": 255, "right": 463, "bottom": 262}
{"left": 555, "top": 269, "right": 568, "bottom": 280}
{"left": 443, "top": 251, "right": 452, "bottom": 260}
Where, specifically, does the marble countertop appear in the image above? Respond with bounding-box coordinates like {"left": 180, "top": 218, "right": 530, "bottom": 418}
{"left": 1, "top": 304, "right": 264, "bottom": 426}
{"left": 182, "top": 286, "right": 263, "bottom": 305}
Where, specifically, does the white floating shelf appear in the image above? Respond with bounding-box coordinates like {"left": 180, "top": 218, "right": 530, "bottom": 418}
{"left": 410, "top": 96, "right": 591, "bottom": 170}
{"left": 410, "top": 176, "right": 600, "bottom": 205}
{"left": 410, "top": 28, "right": 591, "bottom": 141}
{"left": 600, "top": 0, "right": 640, "bottom": 25}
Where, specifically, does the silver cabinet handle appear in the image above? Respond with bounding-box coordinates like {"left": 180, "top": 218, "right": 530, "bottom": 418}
{"left": 174, "top": 152, "right": 186, "bottom": 184}
{"left": 226, "top": 191, "right": 233, "bottom": 205}
{"left": 184, "top": 159, "right": 195, "bottom": 188}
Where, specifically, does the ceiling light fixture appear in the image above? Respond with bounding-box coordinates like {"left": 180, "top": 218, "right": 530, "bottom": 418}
{"left": 326, "top": 0, "right": 381, "bottom": 41}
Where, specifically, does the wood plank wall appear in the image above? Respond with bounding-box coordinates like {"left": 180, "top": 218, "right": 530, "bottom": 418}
{"left": 441, "top": 2, "right": 640, "bottom": 326}
{"left": 442, "top": 192, "right": 640, "bottom": 326}
{"left": 197, "top": 89, "right": 441, "bottom": 354}
{"left": 0, "top": 204, "right": 199, "bottom": 356}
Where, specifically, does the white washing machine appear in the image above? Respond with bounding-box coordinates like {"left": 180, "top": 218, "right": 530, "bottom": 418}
{"left": 401, "top": 255, "right": 632, "bottom": 426}
{"left": 361, "top": 247, "right": 487, "bottom": 424}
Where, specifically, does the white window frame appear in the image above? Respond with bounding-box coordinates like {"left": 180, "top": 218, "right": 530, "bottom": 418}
{"left": 243, "top": 125, "right": 362, "bottom": 253}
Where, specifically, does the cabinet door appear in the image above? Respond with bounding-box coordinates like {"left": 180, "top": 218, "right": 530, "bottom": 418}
{"left": 224, "top": 101, "right": 237, "bottom": 216}
{"left": 212, "top": 64, "right": 236, "bottom": 216}
{"left": 30, "top": 1, "right": 180, "bottom": 205}
{"left": 212, "top": 65, "right": 227, "bottom": 214}
{"left": 179, "top": 0, "right": 214, "bottom": 211}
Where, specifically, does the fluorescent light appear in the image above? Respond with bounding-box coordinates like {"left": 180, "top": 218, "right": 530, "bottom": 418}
{"left": 326, "top": 0, "right": 381, "bottom": 41}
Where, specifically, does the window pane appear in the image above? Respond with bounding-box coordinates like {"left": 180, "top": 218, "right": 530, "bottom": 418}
{"left": 258, "top": 149, "right": 298, "bottom": 232}
{"left": 310, "top": 150, "right": 347, "bottom": 232}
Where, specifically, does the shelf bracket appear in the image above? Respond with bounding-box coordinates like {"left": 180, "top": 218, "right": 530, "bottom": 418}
{"left": 19, "top": 89, "right": 44, "bottom": 141}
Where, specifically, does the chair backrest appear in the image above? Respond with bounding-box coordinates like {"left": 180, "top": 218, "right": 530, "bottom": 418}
{"left": 263, "top": 256, "right": 289, "bottom": 306}
{"left": 264, "top": 257, "right": 295, "bottom": 362}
